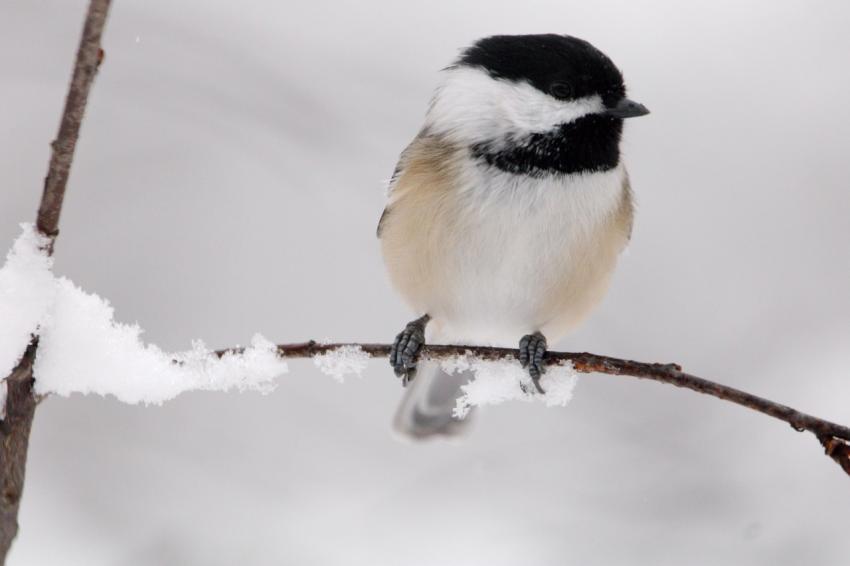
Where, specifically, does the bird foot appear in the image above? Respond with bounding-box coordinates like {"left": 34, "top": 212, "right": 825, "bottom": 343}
{"left": 519, "top": 331, "right": 547, "bottom": 394}
{"left": 389, "top": 314, "right": 430, "bottom": 386}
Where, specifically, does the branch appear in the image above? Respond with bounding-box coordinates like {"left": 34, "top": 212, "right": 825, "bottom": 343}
{"left": 36, "top": 0, "right": 111, "bottom": 242}
{"left": 217, "top": 341, "right": 850, "bottom": 477}
{"left": 0, "top": 1, "right": 111, "bottom": 562}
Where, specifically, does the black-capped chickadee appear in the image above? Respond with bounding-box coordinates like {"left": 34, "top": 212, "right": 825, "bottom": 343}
{"left": 379, "top": 34, "right": 648, "bottom": 439}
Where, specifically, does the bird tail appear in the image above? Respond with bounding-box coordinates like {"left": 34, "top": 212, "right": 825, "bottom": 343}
{"left": 393, "top": 360, "right": 474, "bottom": 440}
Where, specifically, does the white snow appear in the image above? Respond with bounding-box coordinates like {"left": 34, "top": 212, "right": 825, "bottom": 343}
{"left": 0, "top": 224, "right": 288, "bottom": 404}
{"left": 441, "top": 353, "right": 579, "bottom": 418}
{"left": 313, "top": 345, "right": 370, "bottom": 382}
{"left": 0, "top": 223, "right": 55, "bottom": 378}
{"left": 33, "top": 275, "right": 288, "bottom": 403}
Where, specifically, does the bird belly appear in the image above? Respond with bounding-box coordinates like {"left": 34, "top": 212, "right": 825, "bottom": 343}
{"left": 381, "top": 162, "right": 632, "bottom": 347}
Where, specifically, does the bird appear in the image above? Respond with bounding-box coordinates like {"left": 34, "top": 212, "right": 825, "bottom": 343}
{"left": 378, "top": 34, "right": 648, "bottom": 439}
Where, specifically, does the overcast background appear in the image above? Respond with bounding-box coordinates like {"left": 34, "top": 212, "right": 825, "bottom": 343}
{"left": 2, "top": 1, "right": 850, "bottom": 564}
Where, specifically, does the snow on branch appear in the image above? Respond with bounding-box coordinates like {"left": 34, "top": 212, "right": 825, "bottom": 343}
{"left": 0, "top": 226, "right": 288, "bottom": 404}
{"left": 312, "top": 343, "right": 579, "bottom": 416}
{"left": 0, "top": 225, "right": 54, "bottom": 384}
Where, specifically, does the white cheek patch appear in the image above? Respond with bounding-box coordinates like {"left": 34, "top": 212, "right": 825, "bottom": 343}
{"left": 425, "top": 66, "right": 605, "bottom": 144}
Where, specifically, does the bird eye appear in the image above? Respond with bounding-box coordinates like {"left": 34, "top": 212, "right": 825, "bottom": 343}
{"left": 549, "top": 82, "right": 573, "bottom": 99}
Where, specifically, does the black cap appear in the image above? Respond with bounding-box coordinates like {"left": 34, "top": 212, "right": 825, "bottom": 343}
{"left": 457, "top": 34, "right": 628, "bottom": 108}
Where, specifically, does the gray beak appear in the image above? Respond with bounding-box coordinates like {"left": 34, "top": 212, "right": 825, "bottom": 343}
{"left": 605, "top": 98, "right": 650, "bottom": 119}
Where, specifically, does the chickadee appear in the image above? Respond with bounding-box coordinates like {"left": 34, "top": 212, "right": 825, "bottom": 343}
{"left": 379, "top": 34, "right": 648, "bottom": 439}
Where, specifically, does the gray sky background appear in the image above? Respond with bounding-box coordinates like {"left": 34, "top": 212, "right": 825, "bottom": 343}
{"left": 1, "top": 1, "right": 849, "bottom": 564}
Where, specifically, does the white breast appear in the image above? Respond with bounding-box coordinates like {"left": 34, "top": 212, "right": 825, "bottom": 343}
{"left": 432, "top": 160, "right": 628, "bottom": 345}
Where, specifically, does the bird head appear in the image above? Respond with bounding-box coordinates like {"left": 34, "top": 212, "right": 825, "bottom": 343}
{"left": 425, "top": 34, "right": 648, "bottom": 175}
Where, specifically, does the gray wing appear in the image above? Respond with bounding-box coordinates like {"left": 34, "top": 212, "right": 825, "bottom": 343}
{"left": 376, "top": 207, "right": 391, "bottom": 238}
{"left": 376, "top": 134, "right": 422, "bottom": 238}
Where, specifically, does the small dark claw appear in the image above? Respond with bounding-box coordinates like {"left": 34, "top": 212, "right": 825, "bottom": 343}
{"left": 389, "top": 314, "right": 430, "bottom": 385}
{"left": 518, "top": 332, "right": 547, "bottom": 394}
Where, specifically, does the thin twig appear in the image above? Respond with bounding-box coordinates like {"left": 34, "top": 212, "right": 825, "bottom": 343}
{"left": 37, "top": 0, "right": 111, "bottom": 242}
{"left": 215, "top": 341, "right": 850, "bottom": 477}
{"left": 0, "top": 1, "right": 111, "bottom": 562}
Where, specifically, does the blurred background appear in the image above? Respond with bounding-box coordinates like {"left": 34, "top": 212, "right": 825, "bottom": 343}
{"left": 2, "top": 1, "right": 849, "bottom": 564}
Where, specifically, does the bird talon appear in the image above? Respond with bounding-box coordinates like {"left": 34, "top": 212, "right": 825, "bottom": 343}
{"left": 519, "top": 331, "right": 547, "bottom": 394}
{"left": 389, "top": 314, "right": 430, "bottom": 384}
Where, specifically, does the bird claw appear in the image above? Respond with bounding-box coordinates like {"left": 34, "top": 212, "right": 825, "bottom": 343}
{"left": 389, "top": 314, "right": 430, "bottom": 385}
{"left": 519, "top": 331, "right": 547, "bottom": 394}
